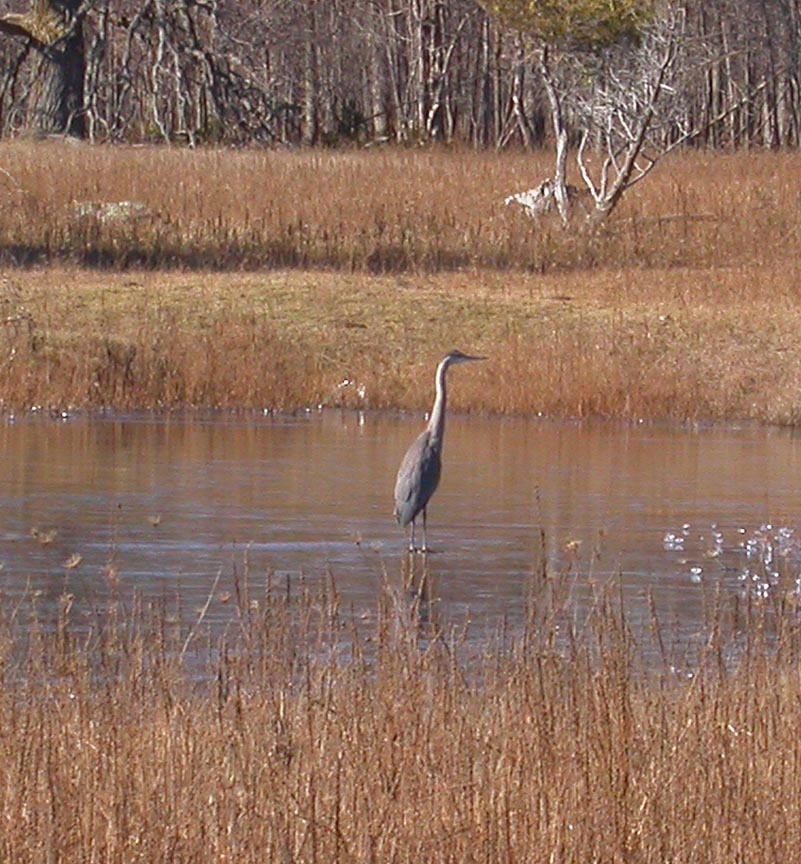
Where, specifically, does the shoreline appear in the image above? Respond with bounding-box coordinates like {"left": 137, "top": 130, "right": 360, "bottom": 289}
{"left": 2, "top": 263, "right": 801, "bottom": 425}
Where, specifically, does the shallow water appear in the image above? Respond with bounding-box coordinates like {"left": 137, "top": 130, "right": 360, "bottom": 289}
{"left": 2, "top": 410, "right": 801, "bottom": 659}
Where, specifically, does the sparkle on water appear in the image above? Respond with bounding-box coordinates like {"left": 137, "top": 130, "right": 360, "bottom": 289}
{"left": 664, "top": 521, "right": 801, "bottom": 601}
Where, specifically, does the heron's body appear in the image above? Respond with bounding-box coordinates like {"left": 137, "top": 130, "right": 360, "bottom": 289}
{"left": 393, "top": 350, "right": 484, "bottom": 551}
{"left": 394, "top": 428, "right": 442, "bottom": 529}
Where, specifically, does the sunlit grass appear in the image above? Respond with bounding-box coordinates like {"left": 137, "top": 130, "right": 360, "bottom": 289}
{"left": 1, "top": 564, "right": 801, "bottom": 862}
{"left": 3, "top": 263, "right": 801, "bottom": 422}
{"left": 2, "top": 143, "right": 801, "bottom": 420}
{"left": 0, "top": 142, "right": 800, "bottom": 272}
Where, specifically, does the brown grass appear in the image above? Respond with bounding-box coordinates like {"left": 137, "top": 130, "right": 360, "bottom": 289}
{"left": 4, "top": 263, "right": 801, "bottom": 422}
{"left": 2, "top": 567, "right": 801, "bottom": 862}
{"left": 0, "top": 141, "right": 800, "bottom": 273}
{"left": 2, "top": 142, "right": 801, "bottom": 420}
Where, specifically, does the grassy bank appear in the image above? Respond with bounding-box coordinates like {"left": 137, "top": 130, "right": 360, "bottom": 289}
{"left": 2, "top": 143, "right": 801, "bottom": 420}
{"left": 1, "top": 571, "right": 800, "bottom": 863}
{"left": 3, "top": 263, "right": 801, "bottom": 422}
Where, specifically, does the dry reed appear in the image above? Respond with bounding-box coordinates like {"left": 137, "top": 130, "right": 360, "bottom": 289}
{"left": 0, "top": 141, "right": 799, "bottom": 273}
{"left": 2, "top": 564, "right": 801, "bottom": 863}
{"left": 3, "top": 143, "right": 801, "bottom": 420}
{"left": 4, "top": 263, "right": 801, "bottom": 422}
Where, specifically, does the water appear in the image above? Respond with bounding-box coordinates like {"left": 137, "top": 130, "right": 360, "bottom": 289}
{"left": 2, "top": 410, "right": 801, "bottom": 658}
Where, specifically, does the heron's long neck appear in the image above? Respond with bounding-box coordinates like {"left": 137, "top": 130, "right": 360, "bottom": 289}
{"left": 427, "top": 359, "right": 449, "bottom": 446}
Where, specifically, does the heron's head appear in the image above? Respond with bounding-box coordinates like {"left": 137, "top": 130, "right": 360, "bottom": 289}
{"left": 443, "top": 350, "right": 486, "bottom": 367}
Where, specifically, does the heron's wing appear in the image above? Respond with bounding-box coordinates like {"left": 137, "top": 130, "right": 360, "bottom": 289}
{"left": 393, "top": 431, "right": 442, "bottom": 526}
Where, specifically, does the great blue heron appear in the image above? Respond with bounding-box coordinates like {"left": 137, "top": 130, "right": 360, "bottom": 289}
{"left": 394, "top": 350, "right": 486, "bottom": 552}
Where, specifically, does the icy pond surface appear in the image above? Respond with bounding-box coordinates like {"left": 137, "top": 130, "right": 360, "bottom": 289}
{"left": 2, "top": 410, "right": 801, "bottom": 660}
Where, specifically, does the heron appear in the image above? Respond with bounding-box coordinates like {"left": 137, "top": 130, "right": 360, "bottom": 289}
{"left": 393, "top": 350, "right": 486, "bottom": 552}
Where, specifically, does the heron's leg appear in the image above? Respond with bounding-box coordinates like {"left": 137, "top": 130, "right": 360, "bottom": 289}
{"left": 409, "top": 519, "right": 416, "bottom": 551}
{"left": 421, "top": 508, "right": 428, "bottom": 553}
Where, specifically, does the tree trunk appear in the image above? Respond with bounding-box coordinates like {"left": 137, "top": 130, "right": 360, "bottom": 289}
{"left": 301, "top": 0, "right": 318, "bottom": 145}
{"left": 472, "top": 15, "right": 494, "bottom": 146}
{"left": 369, "top": 0, "right": 389, "bottom": 140}
{"left": 0, "top": 0, "right": 85, "bottom": 137}
{"left": 538, "top": 47, "right": 570, "bottom": 223}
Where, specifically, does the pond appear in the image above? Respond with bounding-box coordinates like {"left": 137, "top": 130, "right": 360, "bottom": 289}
{"left": 2, "top": 410, "right": 801, "bottom": 663}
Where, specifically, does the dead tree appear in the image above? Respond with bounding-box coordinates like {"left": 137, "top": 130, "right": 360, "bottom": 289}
{"left": 503, "top": 6, "right": 740, "bottom": 226}
{"left": 88, "top": 0, "right": 288, "bottom": 145}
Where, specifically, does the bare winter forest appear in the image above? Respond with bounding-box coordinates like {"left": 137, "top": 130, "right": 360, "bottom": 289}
{"left": 0, "top": 0, "right": 800, "bottom": 151}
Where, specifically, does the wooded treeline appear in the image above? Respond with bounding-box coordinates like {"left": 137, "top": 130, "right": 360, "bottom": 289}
{"left": 0, "top": 0, "right": 799, "bottom": 149}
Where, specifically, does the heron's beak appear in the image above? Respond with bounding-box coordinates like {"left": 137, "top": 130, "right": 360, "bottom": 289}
{"left": 447, "top": 350, "right": 487, "bottom": 365}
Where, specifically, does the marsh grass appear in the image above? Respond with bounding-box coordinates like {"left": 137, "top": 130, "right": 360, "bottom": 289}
{"left": 3, "top": 143, "right": 801, "bottom": 420}
{"left": 3, "top": 563, "right": 801, "bottom": 862}
{"left": 4, "top": 263, "right": 801, "bottom": 422}
{"left": 0, "top": 142, "right": 800, "bottom": 272}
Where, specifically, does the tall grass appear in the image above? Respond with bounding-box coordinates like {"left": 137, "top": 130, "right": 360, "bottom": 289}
{"left": 1, "top": 142, "right": 801, "bottom": 273}
{"left": 5, "top": 263, "right": 801, "bottom": 421}
{"left": 4, "top": 143, "right": 801, "bottom": 420}
{"left": 2, "top": 564, "right": 801, "bottom": 862}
